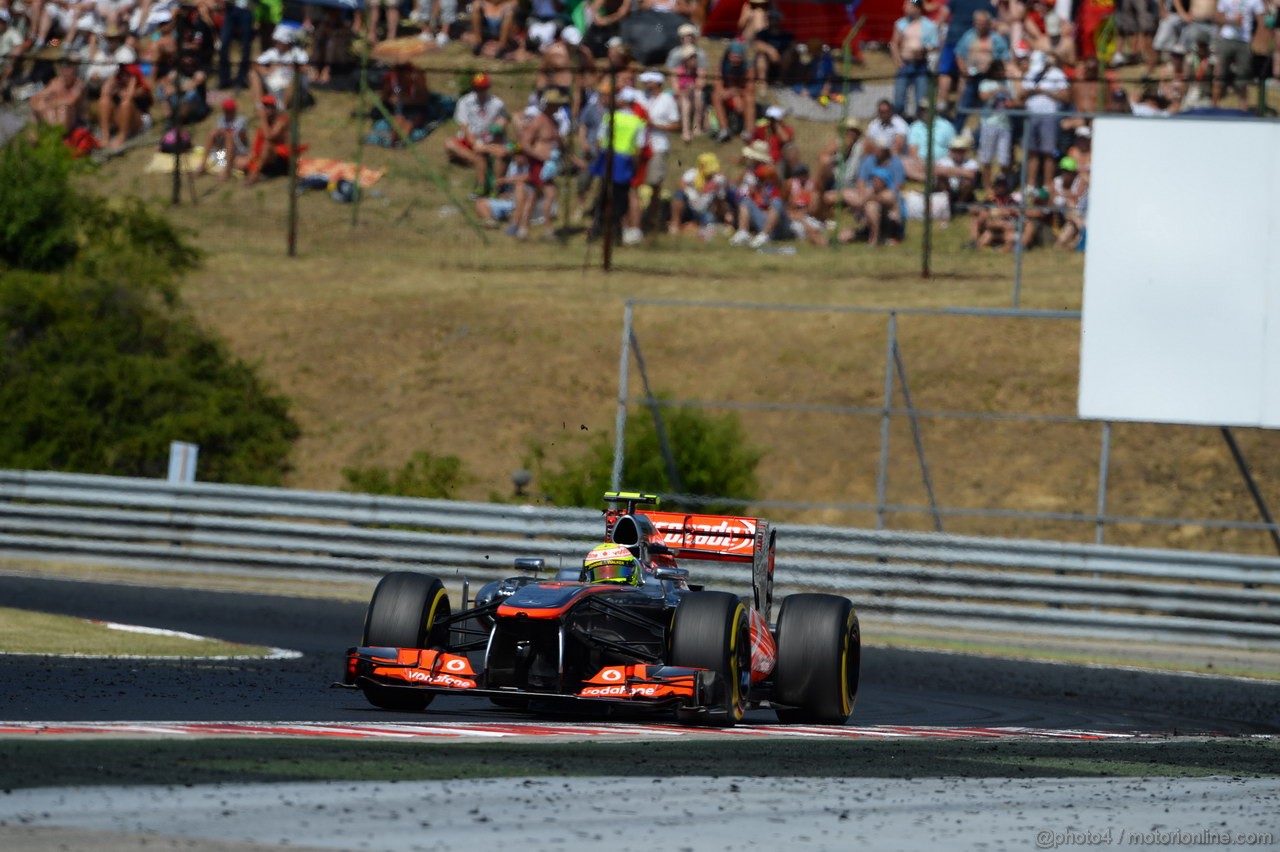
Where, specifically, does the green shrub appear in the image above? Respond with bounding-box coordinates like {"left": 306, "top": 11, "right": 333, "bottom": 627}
{"left": 532, "top": 402, "right": 763, "bottom": 512}
{"left": 343, "top": 451, "right": 471, "bottom": 499}
{"left": 0, "top": 134, "right": 298, "bottom": 484}
{"left": 0, "top": 127, "right": 81, "bottom": 271}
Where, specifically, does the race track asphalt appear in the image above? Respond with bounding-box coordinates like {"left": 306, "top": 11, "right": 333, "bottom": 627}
{"left": 2, "top": 573, "right": 1276, "bottom": 733}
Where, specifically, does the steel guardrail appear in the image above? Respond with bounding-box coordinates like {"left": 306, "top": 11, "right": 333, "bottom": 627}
{"left": 2, "top": 469, "right": 1278, "bottom": 649}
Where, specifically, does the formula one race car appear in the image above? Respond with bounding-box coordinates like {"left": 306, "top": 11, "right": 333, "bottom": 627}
{"left": 340, "top": 493, "right": 860, "bottom": 726}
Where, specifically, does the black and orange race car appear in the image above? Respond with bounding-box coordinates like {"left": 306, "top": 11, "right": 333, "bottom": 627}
{"left": 340, "top": 493, "right": 860, "bottom": 726}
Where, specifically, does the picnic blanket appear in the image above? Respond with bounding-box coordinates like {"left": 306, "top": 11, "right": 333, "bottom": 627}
{"left": 297, "top": 157, "right": 386, "bottom": 189}
{"left": 145, "top": 147, "right": 207, "bottom": 174}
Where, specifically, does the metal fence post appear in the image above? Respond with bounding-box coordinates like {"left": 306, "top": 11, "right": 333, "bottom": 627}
{"left": 876, "top": 313, "right": 898, "bottom": 530}
{"left": 1095, "top": 421, "right": 1111, "bottom": 545}
{"left": 610, "top": 301, "right": 634, "bottom": 490}
{"left": 1011, "top": 116, "right": 1031, "bottom": 308}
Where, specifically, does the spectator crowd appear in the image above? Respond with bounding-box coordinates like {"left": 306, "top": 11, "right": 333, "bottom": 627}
{"left": 1, "top": 0, "right": 1275, "bottom": 247}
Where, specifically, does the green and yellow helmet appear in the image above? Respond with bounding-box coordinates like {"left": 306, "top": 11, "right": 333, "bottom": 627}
{"left": 581, "top": 543, "right": 641, "bottom": 585}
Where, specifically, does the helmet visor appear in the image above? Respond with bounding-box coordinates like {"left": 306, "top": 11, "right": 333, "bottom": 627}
{"left": 585, "top": 559, "right": 636, "bottom": 582}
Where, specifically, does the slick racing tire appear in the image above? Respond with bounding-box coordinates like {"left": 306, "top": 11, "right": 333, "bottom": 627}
{"left": 772, "top": 593, "right": 860, "bottom": 725}
{"left": 670, "top": 591, "right": 751, "bottom": 726}
{"left": 362, "top": 572, "right": 452, "bottom": 649}
{"left": 359, "top": 573, "right": 452, "bottom": 712}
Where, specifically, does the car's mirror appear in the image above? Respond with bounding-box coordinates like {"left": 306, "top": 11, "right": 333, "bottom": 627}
{"left": 653, "top": 567, "right": 689, "bottom": 582}
{"left": 514, "top": 557, "right": 546, "bottom": 574}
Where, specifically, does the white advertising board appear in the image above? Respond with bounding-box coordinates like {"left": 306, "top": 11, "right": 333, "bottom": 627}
{"left": 1078, "top": 117, "right": 1280, "bottom": 427}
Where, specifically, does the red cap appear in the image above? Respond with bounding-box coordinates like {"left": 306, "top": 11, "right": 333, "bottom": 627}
{"left": 471, "top": 72, "right": 491, "bottom": 90}
{"left": 221, "top": 98, "right": 237, "bottom": 111}
{"left": 261, "top": 95, "right": 278, "bottom": 108}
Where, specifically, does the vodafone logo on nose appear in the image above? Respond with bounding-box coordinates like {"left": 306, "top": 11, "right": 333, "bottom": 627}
{"left": 601, "top": 669, "right": 623, "bottom": 682}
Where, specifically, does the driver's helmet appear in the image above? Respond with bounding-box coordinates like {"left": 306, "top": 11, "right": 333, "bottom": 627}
{"left": 581, "top": 543, "right": 641, "bottom": 585}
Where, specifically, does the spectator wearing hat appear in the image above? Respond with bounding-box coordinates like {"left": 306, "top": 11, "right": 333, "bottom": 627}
{"left": 935, "top": 131, "right": 979, "bottom": 206}
{"left": 218, "top": 0, "right": 255, "bottom": 90}
{"left": 841, "top": 143, "right": 906, "bottom": 245}
{"left": 891, "top": 0, "right": 940, "bottom": 117}
{"left": 665, "top": 22, "right": 707, "bottom": 72}
{"left": 817, "top": 116, "right": 864, "bottom": 220}
{"left": 975, "top": 59, "right": 1013, "bottom": 191}
{"left": 445, "top": 72, "right": 509, "bottom": 195}
{"left": 669, "top": 151, "right": 726, "bottom": 234}
{"left": 83, "top": 24, "right": 135, "bottom": 98}
{"left": 1015, "top": 49, "right": 1069, "bottom": 188}
{"left": 1052, "top": 155, "right": 1086, "bottom": 249}
{"left": 583, "top": 0, "right": 628, "bottom": 58}
{"left": 729, "top": 139, "right": 789, "bottom": 247}
{"left": 97, "top": 53, "right": 152, "bottom": 151}
{"left": 627, "top": 69, "right": 678, "bottom": 238}
{"left": 245, "top": 93, "right": 304, "bottom": 184}
{"left": 784, "top": 163, "right": 827, "bottom": 245}
{"left": 251, "top": 24, "right": 310, "bottom": 109}
{"left": 672, "top": 42, "right": 706, "bottom": 140}
{"left": 748, "top": 103, "right": 793, "bottom": 162}
{"left": 713, "top": 40, "right": 757, "bottom": 142}
{"left": 29, "top": 59, "right": 85, "bottom": 129}
{"left": 199, "top": 97, "right": 250, "bottom": 180}
{"left": 602, "top": 35, "right": 635, "bottom": 88}
{"left": 587, "top": 84, "right": 646, "bottom": 242}
{"left": 510, "top": 89, "right": 565, "bottom": 239}
{"left": 464, "top": 0, "right": 517, "bottom": 56}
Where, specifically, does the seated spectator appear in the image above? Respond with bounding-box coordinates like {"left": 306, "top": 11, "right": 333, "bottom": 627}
{"left": 902, "top": 108, "right": 955, "bottom": 182}
{"left": 32, "top": 0, "right": 98, "bottom": 54}
{"left": 850, "top": 167, "right": 904, "bottom": 246}
{"left": 1015, "top": 49, "right": 1069, "bottom": 188}
{"left": 672, "top": 42, "right": 706, "bottom": 140}
{"left": 0, "top": 9, "right": 26, "bottom": 97}
{"left": 444, "top": 72, "right": 508, "bottom": 195}
{"left": 728, "top": 142, "right": 790, "bottom": 248}
{"left": 583, "top": 0, "right": 628, "bottom": 57}
{"left": 864, "top": 98, "right": 908, "bottom": 155}
{"left": 738, "top": 0, "right": 789, "bottom": 85}
{"left": 464, "top": 0, "right": 517, "bottom": 57}
{"left": 1051, "top": 156, "right": 1087, "bottom": 249}
{"left": 311, "top": 8, "right": 354, "bottom": 85}
{"left": 935, "top": 131, "right": 979, "bottom": 208}
{"left": 712, "top": 40, "right": 756, "bottom": 142}
{"left": 198, "top": 97, "right": 250, "bottom": 181}
{"left": 156, "top": 51, "right": 209, "bottom": 126}
{"left": 138, "top": 11, "right": 179, "bottom": 87}
{"left": 669, "top": 151, "right": 727, "bottom": 235}
{"left": 378, "top": 60, "right": 432, "bottom": 143}
{"left": 97, "top": 58, "right": 152, "bottom": 150}
{"left": 786, "top": 39, "right": 836, "bottom": 101}
{"left": 1130, "top": 83, "right": 1171, "bottom": 114}
{"left": 251, "top": 24, "right": 311, "bottom": 109}
{"left": 29, "top": 59, "right": 85, "bottom": 129}
{"left": 977, "top": 58, "right": 1014, "bottom": 192}
{"left": 749, "top": 104, "right": 794, "bottom": 163}
{"left": 246, "top": 94, "right": 300, "bottom": 183}
{"left": 665, "top": 22, "right": 708, "bottom": 74}
{"left": 783, "top": 163, "right": 827, "bottom": 245}
{"left": 536, "top": 25, "right": 581, "bottom": 95}
{"left": 840, "top": 143, "right": 905, "bottom": 244}
{"left": 816, "top": 116, "right": 865, "bottom": 220}
{"left": 967, "top": 173, "right": 1016, "bottom": 248}
{"left": 84, "top": 24, "right": 135, "bottom": 99}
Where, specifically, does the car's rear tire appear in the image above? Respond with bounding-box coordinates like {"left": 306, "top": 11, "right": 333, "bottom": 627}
{"left": 670, "top": 591, "right": 751, "bottom": 726}
{"left": 359, "top": 572, "right": 451, "bottom": 712}
{"left": 772, "top": 593, "right": 859, "bottom": 725}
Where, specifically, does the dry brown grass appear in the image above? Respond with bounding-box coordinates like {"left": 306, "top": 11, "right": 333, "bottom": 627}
{"left": 79, "top": 47, "right": 1280, "bottom": 555}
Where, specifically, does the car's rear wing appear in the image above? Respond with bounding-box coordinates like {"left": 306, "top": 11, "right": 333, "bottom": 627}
{"left": 605, "top": 498, "right": 776, "bottom": 622}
